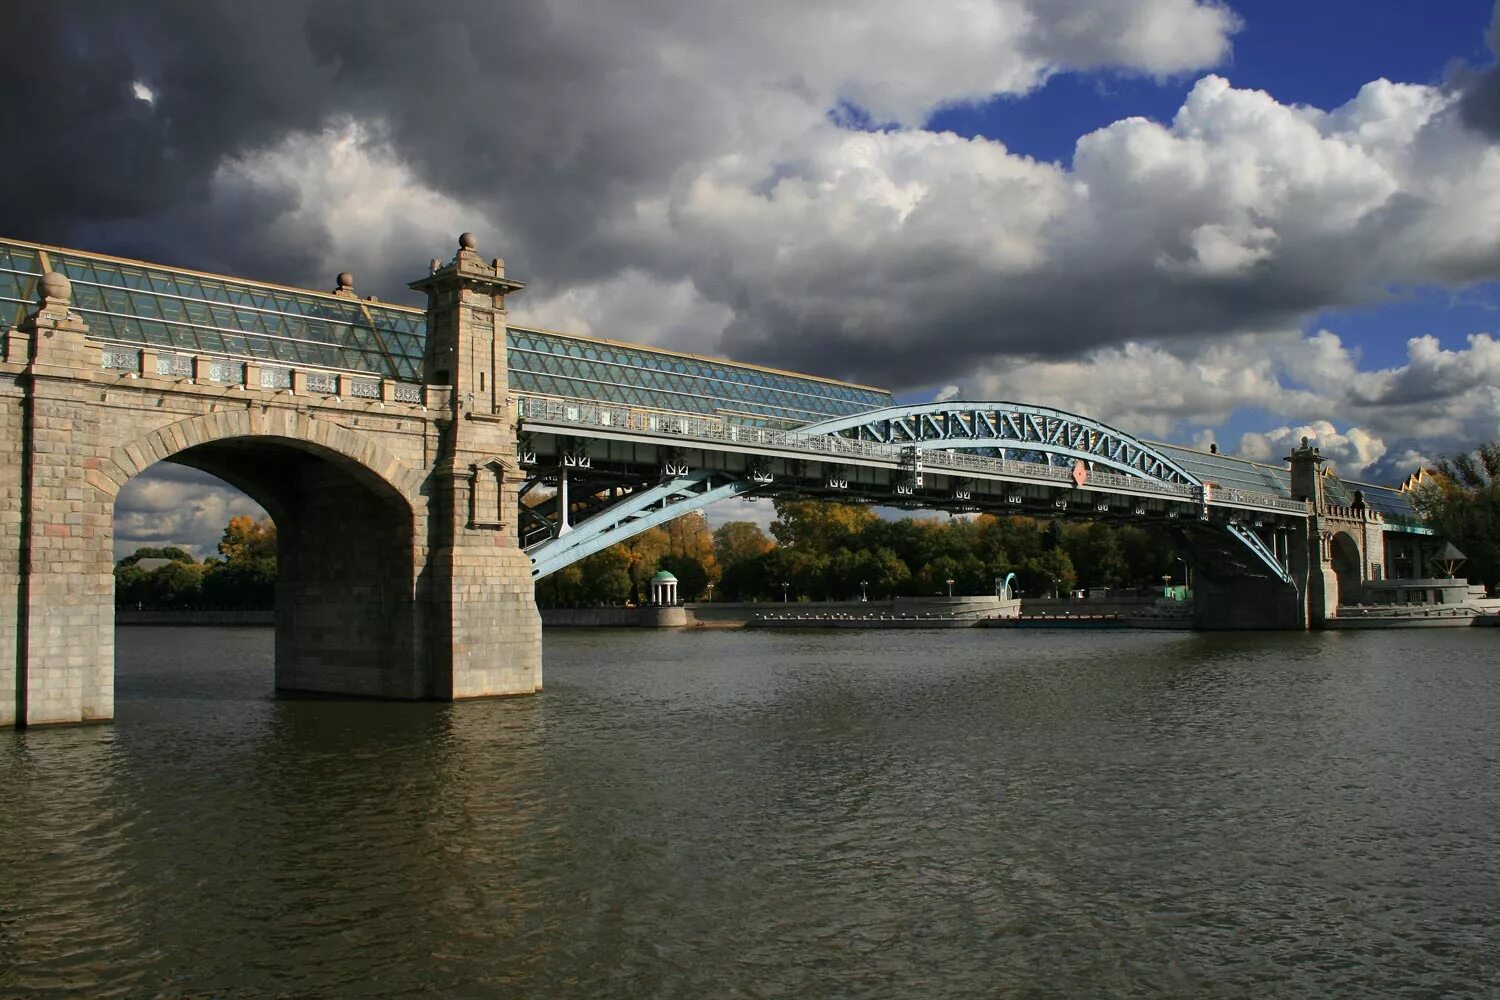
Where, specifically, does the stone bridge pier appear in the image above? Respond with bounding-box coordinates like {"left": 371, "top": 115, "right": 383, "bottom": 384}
{"left": 1284, "top": 437, "right": 1387, "bottom": 626}
{"left": 1, "top": 236, "right": 541, "bottom": 728}
{"left": 1192, "top": 437, "right": 1389, "bottom": 630}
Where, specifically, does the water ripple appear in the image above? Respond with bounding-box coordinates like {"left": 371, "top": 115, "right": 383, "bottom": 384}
{"left": 3, "top": 626, "right": 1500, "bottom": 997}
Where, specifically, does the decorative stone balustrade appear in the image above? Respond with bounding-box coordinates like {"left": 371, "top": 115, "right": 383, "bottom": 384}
{"left": 1323, "top": 503, "right": 1382, "bottom": 522}
{"left": 93, "top": 341, "right": 431, "bottom": 408}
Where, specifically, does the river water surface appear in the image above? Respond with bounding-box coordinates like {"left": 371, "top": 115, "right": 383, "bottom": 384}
{"left": 3, "top": 626, "right": 1499, "bottom": 997}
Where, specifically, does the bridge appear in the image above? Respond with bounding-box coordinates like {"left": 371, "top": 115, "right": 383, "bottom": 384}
{"left": 0, "top": 234, "right": 1434, "bottom": 727}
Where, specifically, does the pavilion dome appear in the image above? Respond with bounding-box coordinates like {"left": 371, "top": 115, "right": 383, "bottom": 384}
{"left": 651, "top": 570, "right": 678, "bottom": 583}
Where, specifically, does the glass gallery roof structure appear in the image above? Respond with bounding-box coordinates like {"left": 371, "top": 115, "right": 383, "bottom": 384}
{"left": 0, "top": 237, "right": 890, "bottom": 427}
{"left": 0, "top": 235, "right": 1421, "bottom": 521}
{"left": 1151, "top": 442, "right": 1423, "bottom": 528}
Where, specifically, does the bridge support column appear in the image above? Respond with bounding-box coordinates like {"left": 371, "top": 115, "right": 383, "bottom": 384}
{"left": 2, "top": 276, "right": 114, "bottom": 726}
{"left": 1283, "top": 437, "right": 1342, "bottom": 625}
{"left": 411, "top": 235, "right": 541, "bottom": 698}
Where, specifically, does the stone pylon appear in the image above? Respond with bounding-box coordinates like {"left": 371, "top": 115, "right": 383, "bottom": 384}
{"left": 410, "top": 234, "right": 542, "bottom": 697}
{"left": 1284, "top": 436, "right": 1338, "bottom": 626}
{"left": 1, "top": 274, "right": 115, "bottom": 725}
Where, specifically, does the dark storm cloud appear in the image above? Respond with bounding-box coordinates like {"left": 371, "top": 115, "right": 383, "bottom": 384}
{"left": 1459, "top": 2, "right": 1500, "bottom": 137}
{"left": 1, "top": 0, "right": 724, "bottom": 292}
{"left": 4, "top": 0, "right": 1498, "bottom": 407}
{"left": 0, "top": 1, "right": 333, "bottom": 274}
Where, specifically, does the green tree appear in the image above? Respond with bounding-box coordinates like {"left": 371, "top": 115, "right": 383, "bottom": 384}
{"left": 1063, "top": 522, "right": 1128, "bottom": 589}
{"left": 658, "top": 553, "right": 710, "bottom": 601}
{"left": 117, "top": 545, "right": 195, "bottom": 566}
{"left": 114, "top": 563, "right": 150, "bottom": 607}
{"left": 201, "top": 557, "right": 276, "bottom": 609}
{"left": 1412, "top": 443, "right": 1500, "bottom": 588}
{"left": 770, "top": 499, "right": 877, "bottom": 552}
{"left": 713, "top": 520, "right": 774, "bottom": 569}
{"left": 915, "top": 555, "right": 964, "bottom": 595}
{"left": 146, "top": 560, "right": 205, "bottom": 608}
{"left": 581, "top": 546, "right": 633, "bottom": 604}
{"left": 1018, "top": 549, "right": 1076, "bottom": 599}
{"left": 719, "top": 551, "right": 774, "bottom": 601}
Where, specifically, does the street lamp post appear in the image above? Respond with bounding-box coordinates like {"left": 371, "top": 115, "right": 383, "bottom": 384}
{"left": 859, "top": 580, "right": 869, "bottom": 602}
{"left": 1176, "top": 556, "right": 1189, "bottom": 591}
{"left": 781, "top": 581, "right": 790, "bottom": 603}
{"left": 946, "top": 577, "right": 955, "bottom": 597}
{"left": 706, "top": 582, "right": 714, "bottom": 603}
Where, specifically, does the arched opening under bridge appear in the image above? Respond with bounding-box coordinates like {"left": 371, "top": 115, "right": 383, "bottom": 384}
{"left": 1330, "top": 531, "right": 1363, "bottom": 609}
{"left": 106, "top": 427, "right": 421, "bottom": 706}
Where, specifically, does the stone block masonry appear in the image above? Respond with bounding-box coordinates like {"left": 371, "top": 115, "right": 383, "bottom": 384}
{"left": 1, "top": 237, "right": 542, "bottom": 727}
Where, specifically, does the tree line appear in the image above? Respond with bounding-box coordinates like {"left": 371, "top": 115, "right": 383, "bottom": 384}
{"left": 538, "top": 498, "right": 1188, "bottom": 606}
{"left": 120, "top": 440, "right": 1499, "bottom": 613}
{"left": 115, "top": 515, "right": 276, "bottom": 610}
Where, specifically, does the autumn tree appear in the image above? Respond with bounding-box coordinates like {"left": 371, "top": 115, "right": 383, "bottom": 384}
{"left": 218, "top": 516, "right": 277, "bottom": 562}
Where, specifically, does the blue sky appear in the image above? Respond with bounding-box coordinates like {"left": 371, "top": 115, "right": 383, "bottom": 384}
{"left": 931, "top": 2, "right": 1493, "bottom": 164}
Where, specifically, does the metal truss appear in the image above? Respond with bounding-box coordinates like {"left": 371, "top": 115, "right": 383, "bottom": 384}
{"left": 1223, "top": 523, "right": 1293, "bottom": 585}
{"left": 527, "top": 470, "right": 758, "bottom": 579}
{"left": 518, "top": 471, "right": 650, "bottom": 548}
{"left": 798, "top": 402, "right": 1201, "bottom": 486}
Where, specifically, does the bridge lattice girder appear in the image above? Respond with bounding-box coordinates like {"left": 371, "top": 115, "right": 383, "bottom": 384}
{"left": 797, "top": 402, "right": 1202, "bottom": 487}
{"left": 522, "top": 399, "right": 1300, "bottom": 583}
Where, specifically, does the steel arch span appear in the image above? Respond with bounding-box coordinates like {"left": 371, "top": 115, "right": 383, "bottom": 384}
{"left": 797, "top": 402, "right": 1203, "bottom": 487}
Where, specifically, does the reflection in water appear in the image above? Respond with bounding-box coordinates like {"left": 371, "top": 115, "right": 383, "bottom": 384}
{"left": 2, "top": 626, "right": 1499, "bottom": 997}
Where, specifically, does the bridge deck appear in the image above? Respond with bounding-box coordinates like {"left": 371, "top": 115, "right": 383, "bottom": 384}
{"left": 1, "top": 236, "right": 1424, "bottom": 527}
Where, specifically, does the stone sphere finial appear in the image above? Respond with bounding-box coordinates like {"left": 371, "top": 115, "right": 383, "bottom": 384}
{"left": 336, "top": 271, "right": 354, "bottom": 291}
{"left": 458, "top": 232, "right": 477, "bottom": 251}
{"left": 1300, "top": 436, "right": 1309, "bottom": 448}
{"left": 39, "top": 271, "right": 71, "bottom": 303}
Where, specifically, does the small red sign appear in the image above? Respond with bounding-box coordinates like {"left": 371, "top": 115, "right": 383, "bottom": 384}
{"left": 1072, "top": 461, "right": 1088, "bottom": 487}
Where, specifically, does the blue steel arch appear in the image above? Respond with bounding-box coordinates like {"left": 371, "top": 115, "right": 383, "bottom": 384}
{"left": 526, "top": 402, "right": 1300, "bottom": 582}
{"left": 797, "top": 401, "right": 1203, "bottom": 487}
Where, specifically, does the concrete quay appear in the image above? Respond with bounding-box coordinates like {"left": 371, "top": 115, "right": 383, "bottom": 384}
{"left": 542, "top": 595, "right": 1017, "bottom": 629}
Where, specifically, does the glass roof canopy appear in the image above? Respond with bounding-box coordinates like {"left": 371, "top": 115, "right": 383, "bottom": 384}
{"left": 0, "top": 240, "right": 428, "bottom": 380}
{"left": 0, "top": 237, "right": 1424, "bottom": 519}
{"left": 507, "top": 325, "right": 890, "bottom": 425}
{"left": 1154, "top": 441, "right": 1422, "bottom": 526}
{"left": 0, "top": 237, "right": 890, "bottom": 425}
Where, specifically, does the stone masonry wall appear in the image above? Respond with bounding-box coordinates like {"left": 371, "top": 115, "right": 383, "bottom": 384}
{"left": 410, "top": 237, "right": 542, "bottom": 699}
{"left": 1, "top": 248, "right": 544, "bottom": 726}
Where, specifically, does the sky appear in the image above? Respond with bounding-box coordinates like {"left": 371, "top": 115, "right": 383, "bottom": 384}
{"left": 5, "top": 0, "right": 1500, "bottom": 556}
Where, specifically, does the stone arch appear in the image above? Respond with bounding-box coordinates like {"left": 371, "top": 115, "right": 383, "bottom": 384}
{"left": 88, "top": 408, "right": 423, "bottom": 505}
{"left": 1330, "top": 530, "right": 1363, "bottom": 608}
{"left": 101, "top": 410, "right": 429, "bottom": 701}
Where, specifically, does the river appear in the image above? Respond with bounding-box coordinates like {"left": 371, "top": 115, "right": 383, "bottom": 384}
{"left": 2, "top": 626, "right": 1498, "bottom": 997}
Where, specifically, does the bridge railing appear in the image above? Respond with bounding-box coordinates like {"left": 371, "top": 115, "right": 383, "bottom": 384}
{"left": 95, "top": 341, "right": 431, "bottom": 406}
{"left": 1210, "top": 487, "right": 1311, "bottom": 515}
{"left": 516, "top": 395, "right": 1311, "bottom": 515}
